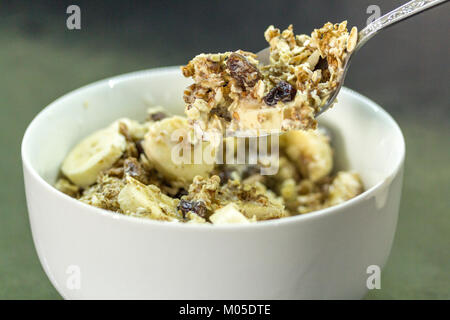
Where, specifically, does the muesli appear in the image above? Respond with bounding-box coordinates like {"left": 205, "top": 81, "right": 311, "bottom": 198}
{"left": 55, "top": 22, "right": 363, "bottom": 224}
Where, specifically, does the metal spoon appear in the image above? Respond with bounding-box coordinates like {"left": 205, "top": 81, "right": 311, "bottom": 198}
{"left": 256, "top": 0, "right": 448, "bottom": 117}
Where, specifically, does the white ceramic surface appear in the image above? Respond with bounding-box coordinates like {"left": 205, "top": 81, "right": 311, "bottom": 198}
{"left": 22, "top": 67, "right": 405, "bottom": 299}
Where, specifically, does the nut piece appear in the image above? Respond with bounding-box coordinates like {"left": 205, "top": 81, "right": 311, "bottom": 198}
{"left": 263, "top": 81, "right": 297, "bottom": 106}
{"left": 347, "top": 26, "right": 358, "bottom": 52}
{"left": 210, "top": 203, "right": 250, "bottom": 225}
{"left": 226, "top": 52, "right": 261, "bottom": 88}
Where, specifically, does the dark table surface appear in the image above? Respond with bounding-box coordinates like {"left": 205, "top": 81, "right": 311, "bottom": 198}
{"left": 0, "top": 0, "right": 448, "bottom": 299}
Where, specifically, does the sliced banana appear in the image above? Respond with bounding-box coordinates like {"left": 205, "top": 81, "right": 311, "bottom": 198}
{"left": 61, "top": 125, "right": 126, "bottom": 187}
{"left": 209, "top": 203, "right": 250, "bottom": 225}
{"left": 142, "top": 116, "right": 215, "bottom": 183}
{"left": 282, "top": 129, "right": 333, "bottom": 182}
{"left": 118, "top": 176, "right": 180, "bottom": 221}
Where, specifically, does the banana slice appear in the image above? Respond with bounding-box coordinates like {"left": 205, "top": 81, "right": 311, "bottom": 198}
{"left": 142, "top": 116, "right": 215, "bottom": 183}
{"left": 118, "top": 176, "right": 180, "bottom": 221}
{"left": 61, "top": 125, "right": 126, "bottom": 187}
{"left": 209, "top": 203, "right": 250, "bottom": 225}
{"left": 282, "top": 129, "right": 333, "bottom": 182}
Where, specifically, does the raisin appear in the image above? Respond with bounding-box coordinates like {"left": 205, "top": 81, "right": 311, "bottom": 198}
{"left": 226, "top": 53, "right": 261, "bottom": 89}
{"left": 135, "top": 139, "right": 145, "bottom": 156}
{"left": 177, "top": 200, "right": 208, "bottom": 219}
{"left": 263, "top": 81, "right": 297, "bottom": 106}
{"left": 150, "top": 111, "right": 167, "bottom": 122}
{"left": 210, "top": 106, "right": 232, "bottom": 122}
{"left": 124, "top": 158, "right": 140, "bottom": 176}
{"left": 218, "top": 170, "right": 231, "bottom": 185}
{"left": 124, "top": 157, "right": 148, "bottom": 184}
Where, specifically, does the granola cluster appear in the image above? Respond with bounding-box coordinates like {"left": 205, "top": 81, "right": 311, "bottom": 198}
{"left": 182, "top": 22, "right": 357, "bottom": 134}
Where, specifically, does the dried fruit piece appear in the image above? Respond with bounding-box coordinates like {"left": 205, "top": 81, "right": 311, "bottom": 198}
{"left": 124, "top": 157, "right": 148, "bottom": 184}
{"left": 150, "top": 112, "right": 167, "bottom": 122}
{"left": 218, "top": 170, "right": 231, "bottom": 185}
{"left": 177, "top": 199, "right": 208, "bottom": 219}
{"left": 263, "top": 81, "right": 297, "bottom": 106}
{"left": 226, "top": 53, "right": 261, "bottom": 88}
{"left": 210, "top": 106, "right": 232, "bottom": 121}
{"left": 135, "top": 139, "right": 145, "bottom": 156}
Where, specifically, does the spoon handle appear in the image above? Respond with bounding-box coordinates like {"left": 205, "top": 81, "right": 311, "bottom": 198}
{"left": 356, "top": 0, "right": 448, "bottom": 51}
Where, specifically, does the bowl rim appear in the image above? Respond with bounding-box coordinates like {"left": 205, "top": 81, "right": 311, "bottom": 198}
{"left": 21, "top": 66, "right": 405, "bottom": 231}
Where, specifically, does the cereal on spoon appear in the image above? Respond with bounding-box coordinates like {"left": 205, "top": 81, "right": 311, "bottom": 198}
{"left": 182, "top": 22, "right": 357, "bottom": 134}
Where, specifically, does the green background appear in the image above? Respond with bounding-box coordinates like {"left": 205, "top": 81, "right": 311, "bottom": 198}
{"left": 0, "top": 0, "right": 448, "bottom": 299}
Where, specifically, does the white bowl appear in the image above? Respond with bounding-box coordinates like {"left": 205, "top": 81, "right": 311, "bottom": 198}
{"left": 22, "top": 67, "right": 405, "bottom": 299}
